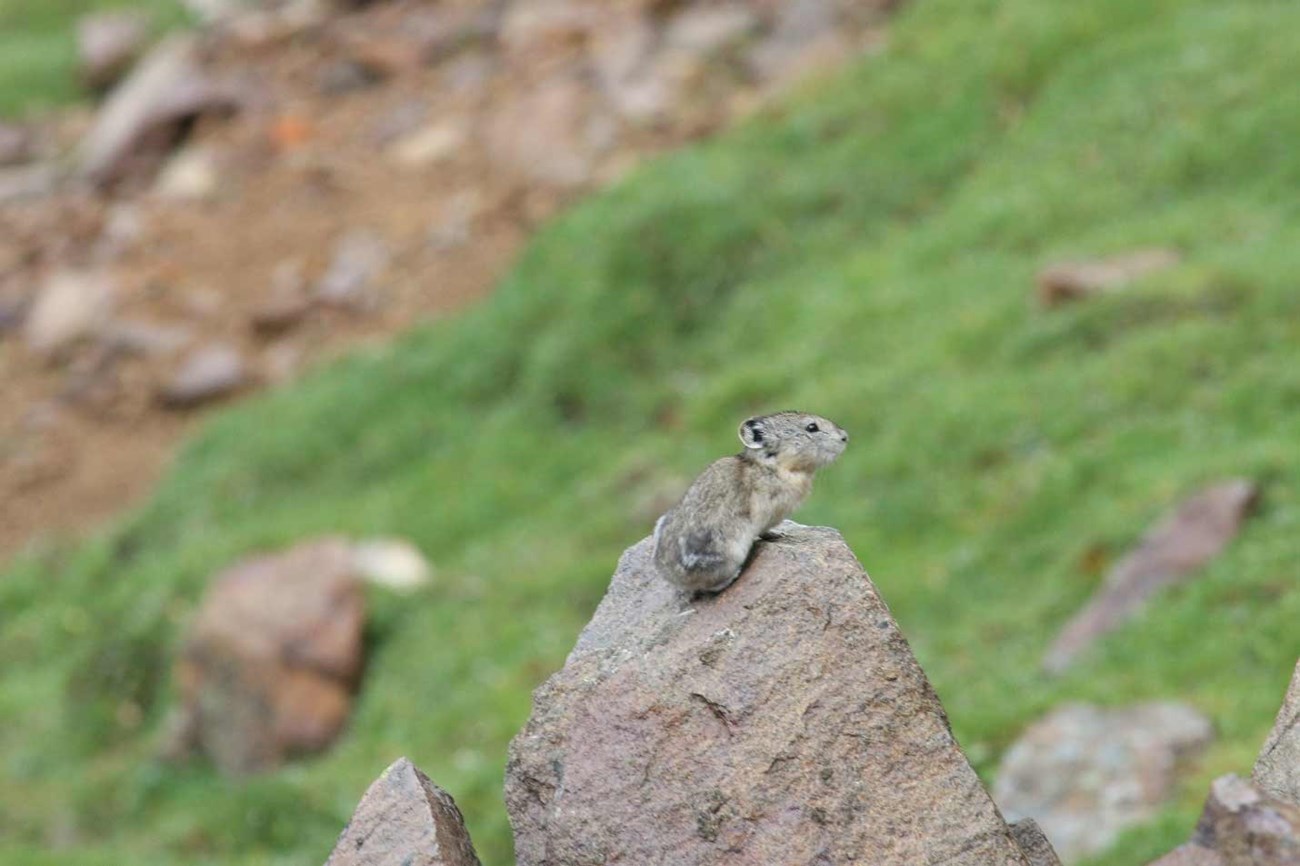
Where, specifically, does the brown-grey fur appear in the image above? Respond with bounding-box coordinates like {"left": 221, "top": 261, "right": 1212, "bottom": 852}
{"left": 652, "top": 412, "right": 848, "bottom": 593}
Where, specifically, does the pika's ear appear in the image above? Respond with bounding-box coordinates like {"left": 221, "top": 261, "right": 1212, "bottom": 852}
{"left": 739, "top": 417, "right": 765, "bottom": 450}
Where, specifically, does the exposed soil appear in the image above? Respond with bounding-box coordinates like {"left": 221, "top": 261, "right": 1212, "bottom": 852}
{"left": 0, "top": 0, "right": 889, "bottom": 559}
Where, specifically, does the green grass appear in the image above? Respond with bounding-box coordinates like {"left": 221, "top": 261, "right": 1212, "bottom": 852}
{"left": 4, "top": 0, "right": 1300, "bottom": 863}
{"left": 0, "top": 0, "right": 187, "bottom": 117}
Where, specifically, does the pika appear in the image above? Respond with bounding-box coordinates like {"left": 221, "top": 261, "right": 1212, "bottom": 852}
{"left": 652, "top": 411, "right": 848, "bottom": 594}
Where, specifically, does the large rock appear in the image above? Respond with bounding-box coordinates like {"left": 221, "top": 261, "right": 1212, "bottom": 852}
{"left": 324, "top": 757, "right": 481, "bottom": 866}
{"left": 1256, "top": 660, "right": 1300, "bottom": 807}
{"left": 1044, "top": 480, "right": 1258, "bottom": 673}
{"left": 166, "top": 538, "right": 365, "bottom": 776}
{"left": 505, "top": 523, "right": 1032, "bottom": 865}
{"left": 78, "top": 36, "right": 239, "bottom": 187}
{"left": 994, "top": 702, "right": 1215, "bottom": 863}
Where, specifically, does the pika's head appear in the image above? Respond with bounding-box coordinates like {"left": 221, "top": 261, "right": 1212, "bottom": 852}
{"left": 738, "top": 411, "right": 848, "bottom": 471}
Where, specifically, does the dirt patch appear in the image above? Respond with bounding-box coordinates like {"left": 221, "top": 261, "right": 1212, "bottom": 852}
{"left": 0, "top": 0, "right": 892, "bottom": 560}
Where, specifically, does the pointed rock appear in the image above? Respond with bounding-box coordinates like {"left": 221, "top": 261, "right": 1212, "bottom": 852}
{"left": 1011, "top": 818, "right": 1063, "bottom": 866}
{"left": 1256, "top": 660, "right": 1300, "bottom": 807}
{"left": 505, "top": 522, "right": 1030, "bottom": 865}
{"left": 325, "top": 757, "right": 480, "bottom": 866}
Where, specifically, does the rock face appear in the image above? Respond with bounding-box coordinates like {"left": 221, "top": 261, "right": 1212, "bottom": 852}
{"left": 324, "top": 757, "right": 481, "bottom": 866}
{"left": 1044, "top": 480, "right": 1258, "bottom": 673}
{"left": 505, "top": 523, "right": 1032, "bottom": 866}
{"left": 77, "top": 12, "right": 151, "bottom": 93}
{"left": 1256, "top": 660, "right": 1300, "bottom": 807}
{"left": 24, "top": 270, "right": 116, "bottom": 358}
{"left": 994, "top": 702, "right": 1215, "bottom": 863}
{"left": 167, "top": 539, "right": 365, "bottom": 776}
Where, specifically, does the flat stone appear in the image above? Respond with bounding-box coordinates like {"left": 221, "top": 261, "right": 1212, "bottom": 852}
{"left": 24, "top": 270, "right": 116, "bottom": 359}
{"left": 1045, "top": 480, "right": 1258, "bottom": 673}
{"left": 1037, "top": 248, "right": 1182, "bottom": 306}
{"left": 157, "top": 343, "right": 249, "bottom": 409}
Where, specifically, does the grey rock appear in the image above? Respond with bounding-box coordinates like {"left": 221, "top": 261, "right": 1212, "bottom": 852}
{"left": 153, "top": 146, "right": 220, "bottom": 202}
{"left": 1037, "top": 248, "right": 1182, "bottom": 306}
{"left": 324, "top": 757, "right": 480, "bottom": 866}
{"left": 157, "top": 343, "right": 249, "bottom": 408}
{"left": 994, "top": 702, "right": 1215, "bottom": 863}
{"left": 78, "top": 36, "right": 240, "bottom": 188}
{"left": 748, "top": 0, "right": 844, "bottom": 83}
{"left": 486, "top": 73, "right": 599, "bottom": 188}
{"left": 24, "top": 270, "right": 116, "bottom": 358}
{"left": 0, "top": 164, "right": 60, "bottom": 203}
{"left": 78, "top": 12, "right": 151, "bottom": 93}
{"left": 1256, "top": 660, "right": 1300, "bottom": 807}
{"left": 1045, "top": 480, "right": 1258, "bottom": 673}
{"left": 101, "top": 320, "right": 192, "bottom": 357}
{"left": 315, "top": 230, "right": 390, "bottom": 310}
{"left": 1192, "top": 775, "right": 1300, "bottom": 865}
{"left": 0, "top": 122, "right": 34, "bottom": 166}
{"left": 1149, "top": 844, "right": 1225, "bottom": 866}
{"left": 1011, "top": 818, "right": 1064, "bottom": 866}
{"left": 663, "top": 4, "right": 760, "bottom": 56}
{"left": 506, "top": 522, "right": 1030, "bottom": 866}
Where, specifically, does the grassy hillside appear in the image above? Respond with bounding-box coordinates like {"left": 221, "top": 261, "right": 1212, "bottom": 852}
{"left": 4, "top": 0, "right": 1300, "bottom": 863}
{"left": 0, "top": 0, "right": 186, "bottom": 117}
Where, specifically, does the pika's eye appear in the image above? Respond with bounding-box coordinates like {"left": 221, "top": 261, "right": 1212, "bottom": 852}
{"left": 806, "top": 422, "right": 820, "bottom": 433}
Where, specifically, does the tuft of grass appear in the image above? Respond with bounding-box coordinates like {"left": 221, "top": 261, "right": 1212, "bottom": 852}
{"left": 3, "top": 0, "right": 1300, "bottom": 864}
{"left": 0, "top": 0, "right": 188, "bottom": 118}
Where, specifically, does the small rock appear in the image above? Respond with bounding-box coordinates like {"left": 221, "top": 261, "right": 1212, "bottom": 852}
{"left": 1188, "top": 775, "right": 1300, "bottom": 866}
{"left": 1045, "top": 480, "right": 1258, "bottom": 673}
{"left": 77, "top": 12, "right": 151, "bottom": 93}
{"left": 251, "top": 261, "right": 312, "bottom": 336}
{"left": 78, "top": 36, "right": 240, "bottom": 188}
{"left": 486, "top": 74, "right": 600, "bottom": 188}
{"left": 157, "top": 343, "right": 249, "bottom": 409}
{"left": 1011, "top": 819, "right": 1064, "bottom": 866}
{"left": 0, "top": 122, "right": 34, "bottom": 166}
{"left": 0, "top": 296, "right": 25, "bottom": 335}
{"left": 25, "top": 270, "right": 116, "bottom": 359}
{"left": 1255, "top": 659, "right": 1300, "bottom": 807}
{"left": 994, "top": 702, "right": 1215, "bottom": 862}
{"left": 167, "top": 538, "right": 365, "bottom": 776}
{"left": 250, "top": 295, "right": 312, "bottom": 336}
{"left": 101, "top": 319, "right": 192, "bottom": 356}
{"left": 747, "top": 0, "right": 844, "bottom": 84}
{"left": 663, "top": 4, "right": 760, "bottom": 56}
{"left": 1149, "top": 845, "right": 1225, "bottom": 866}
{"left": 1037, "top": 248, "right": 1183, "bottom": 306}
{"left": 410, "top": 6, "right": 499, "bottom": 66}
{"left": 315, "top": 230, "right": 389, "bottom": 310}
{"left": 153, "top": 146, "right": 219, "bottom": 201}
{"left": 351, "top": 538, "right": 433, "bottom": 592}
{"left": 324, "top": 757, "right": 481, "bottom": 866}
{"left": 500, "top": 0, "right": 595, "bottom": 54}
{"left": 316, "top": 59, "right": 383, "bottom": 95}
{"left": 387, "top": 121, "right": 466, "bottom": 168}
{"left": 0, "top": 164, "right": 60, "bottom": 203}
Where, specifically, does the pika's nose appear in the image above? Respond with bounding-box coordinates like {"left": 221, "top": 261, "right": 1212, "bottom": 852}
{"left": 840, "top": 431, "right": 849, "bottom": 443}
